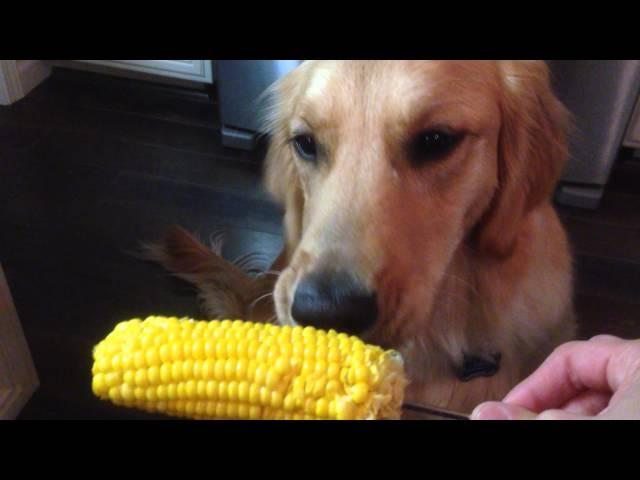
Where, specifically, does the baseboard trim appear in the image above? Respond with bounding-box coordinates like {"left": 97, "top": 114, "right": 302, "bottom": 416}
{"left": 0, "top": 384, "right": 38, "bottom": 420}
{"left": 0, "top": 264, "right": 39, "bottom": 420}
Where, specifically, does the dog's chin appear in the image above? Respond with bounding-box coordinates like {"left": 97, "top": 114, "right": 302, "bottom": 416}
{"left": 355, "top": 325, "right": 392, "bottom": 349}
{"left": 273, "top": 304, "right": 393, "bottom": 350}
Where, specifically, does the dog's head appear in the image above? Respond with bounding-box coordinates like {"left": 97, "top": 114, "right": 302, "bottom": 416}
{"left": 263, "top": 60, "right": 569, "bottom": 347}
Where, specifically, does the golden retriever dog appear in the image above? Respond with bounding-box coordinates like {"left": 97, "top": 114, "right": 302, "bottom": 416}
{"left": 148, "top": 60, "right": 576, "bottom": 414}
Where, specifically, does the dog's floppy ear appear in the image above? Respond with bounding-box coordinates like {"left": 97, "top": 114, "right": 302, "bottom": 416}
{"left": 476, "top": 61, "right": 570, "bottom": 257}
{"left": 261, "top": 67, "right": 306, "bottom": 264}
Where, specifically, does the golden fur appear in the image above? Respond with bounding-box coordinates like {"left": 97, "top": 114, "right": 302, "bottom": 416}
{"left": 148, "top": 61, "right": 576, "bottom": 414}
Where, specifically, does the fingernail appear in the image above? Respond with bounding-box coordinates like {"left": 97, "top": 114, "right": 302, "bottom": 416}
{"left": 471, "top": 402, "right": 511, "bottom": 420}
{"left": 536, "top": 409, "right": 583, "bottom": 420}
{"left": 471, "top": 402, "right": 537, "bottom": 420}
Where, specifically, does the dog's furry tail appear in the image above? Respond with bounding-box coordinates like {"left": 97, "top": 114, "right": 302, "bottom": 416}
{"left": 140, "top": 225, "right": 274, "bottom": 320}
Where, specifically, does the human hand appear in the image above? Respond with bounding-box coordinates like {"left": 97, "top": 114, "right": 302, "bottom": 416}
{"left": 471, "top": 335, "right": 640, "bottom": 420}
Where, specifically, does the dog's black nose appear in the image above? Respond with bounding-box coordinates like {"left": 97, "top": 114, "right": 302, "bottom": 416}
{"left": 291, "top": 270, "right": 378, "bottom": 334}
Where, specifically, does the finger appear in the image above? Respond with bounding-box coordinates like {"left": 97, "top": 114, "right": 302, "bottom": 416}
{"left": 590, "top": 334, "right": 624, "bottom": 344}
{"left": 471, "top": 402, "right": 537, "bottom": 420}
{"left": 503, "top": 337, "right": 638, "bottom": 412}
{"left": 473, "top": 392, "right": 611, "bottom": 420}
{"left": 559, "top": 390, "right": 611, "bottom": 416}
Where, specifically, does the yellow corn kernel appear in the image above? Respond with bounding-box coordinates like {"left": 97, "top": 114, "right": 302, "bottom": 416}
{"left": 133, "top": 351, "right": 145, "bottom": 369}
{"left": 316, "top": 398, "right": 329, "bottom": 418}
{"left": 254, "top": 364, "right": 267, "bottom": 385}
{"left": 204, "top": 339, "right": 215, "bottom": 357}
{"left": 193, "top": 360, "right": 202, "bottom": 379}
{"left": 238, "top": 381, "right": 250, "bottom": 403}
{"left": 92, "top": 373, "right": 106, "bottom": 395}
{"left": 236, "top": 358, "right": 248, "bottom": 380}
{"left": 271, "top": 391, "right": 284, "bottom": 409}
{"left": 148, "top": 366, "right": 160, "bottom": 384}
{"left": 214, "top": 359, "right": 225, "bottom": 380}
{"left": 171, "top": 362, "right": 182, "bottom": 382}
{"left": 197, "top": 380, "right": 207, "bottom": 399}
{"left": 327, "top": 363, "right": 340, "bottom": 380}
{"left": 105, "top": 372, "right": 121, "bottom": 388}
{"left": 228, "top": 381, "right": 239, "bottom": 402}
{"left": 351, "top": 383, "right": 370, "bottom": 404}
{"left": 218, "top": 381, "right": 227, "bottom": 401}
{"left": 182, "top": 359, "right": 194, "bottom": 379}
{"left": 227, "top": 403, "right": 238, "bottom": 419}
{"left": 123, "top": 370, "right": 135, "bottom": 386}
{"left": 171, "top": 342, "right": 183, "bottom": 361}
{"left": 328, "top": 399, "right": 337, "bottom": 418}
{"left": 192, "top": 340, "right": 205, "bottom": 360}
{"left": 283, "top": 394, "right": 296, "bottom": 412}
{"left": 111, "top": 353, "right": 122, "bottom": 371}
{"left": 156, "top": 385, "right": 167, "bottom": 400}
{"left": 177, "top": 383, "right": 186, "bottom": 400}
{"left": 167, "top": 384, "right": 177, "bottom": 400}
{"left": 202, "top": 358, "right": 215, "bottom": 379}
{"left": 159, "top": 344, "right": 171, "bottom": 363}
{"left": 145, "top": 347, "right": 160, "bottom": 366}
{"left": 249, "top": 405, "right": 261, "bottom": 420}
{"left": 265, "top": 369, "right": 280, "bottom": 390}
{"left": 249, "top": 383, "right": 260, "bottom": 404}
{"left": 146, "top": 388, "right": 157, "bottom": 403}
{"left": 206, "top": 381, "right": 217, "bottom": 399}
{"left": 238, "top": 404, "right": 249, "bottom": 419}
{"left": 134, "top": 387, "right": 145, "bottom": 402}
{"left": 121, "top": 353, "right": 133, "bottom": 371}
{"left": 259, "top": 386, "right": 270, "bottom": 406}
{"left": 92, "top": 317, "right": 407, "bottom": 420}
{"left": 134, "top": 369, "right": 147, "bottom": 387}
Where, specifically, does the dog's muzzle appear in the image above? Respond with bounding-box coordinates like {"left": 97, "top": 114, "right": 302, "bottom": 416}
{"left": 291, "top": 269, "right": 378, "bottom": 335}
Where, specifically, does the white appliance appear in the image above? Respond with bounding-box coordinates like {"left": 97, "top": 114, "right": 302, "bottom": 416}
{"left": 216, "top": 60, "right": 302, "bottom": 149}
{"left": 550, "top": 60, "right": 640, "bottom": 208}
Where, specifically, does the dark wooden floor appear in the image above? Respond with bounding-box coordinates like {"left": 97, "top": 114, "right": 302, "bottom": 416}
{"left": 2, "top": 68, "right": 639, "bottom": 419}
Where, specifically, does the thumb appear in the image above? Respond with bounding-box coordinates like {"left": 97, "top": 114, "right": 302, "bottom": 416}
{"left": 472, "top": 402, "right": 591, "bottom": 420}
{"left": 535, "top": 409, "right": 590, "bottom": 420}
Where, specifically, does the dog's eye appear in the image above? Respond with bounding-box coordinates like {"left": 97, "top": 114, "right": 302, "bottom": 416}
{"left": 410, "top": 129, "right": 462, "bottom": 164}
{"left": 292, "top": 135, "right": 318, "bottom": 162}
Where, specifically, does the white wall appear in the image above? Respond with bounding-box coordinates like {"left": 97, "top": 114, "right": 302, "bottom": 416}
{"left": 0, "top": 60, "right": 51, "bottom": 106}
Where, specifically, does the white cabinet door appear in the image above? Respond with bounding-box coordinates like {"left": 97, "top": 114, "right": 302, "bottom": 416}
{"left": 624, "top": 96, "right": 640, "bottom": 149}
{"left": 78, "top": 60, "right": 214, "bottom": 83}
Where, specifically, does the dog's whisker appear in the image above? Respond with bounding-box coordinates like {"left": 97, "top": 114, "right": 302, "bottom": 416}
{"left": 247, "top": 291, "right": 275, "bottom": 316}
{"left": 233, "top": 251, "right": 267, "bottom": 263}
{"left": 232, "top": 252, "right": 269, "bottom": 271}
{"left": 208, "top": 231, "right": 227, "bottom": 254}
{"left": 256, "top": 270, "right": 283, "bottom": 279}
{"left": 443, "top": 272, "right": 481, "bottom": 299}
{"left": 231, "top": 252, "right": 254, "bottom": 266}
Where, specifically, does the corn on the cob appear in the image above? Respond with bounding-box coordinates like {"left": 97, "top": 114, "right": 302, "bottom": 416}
{"left": 92, "top": 316, "right": 407, "bottom": 420}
